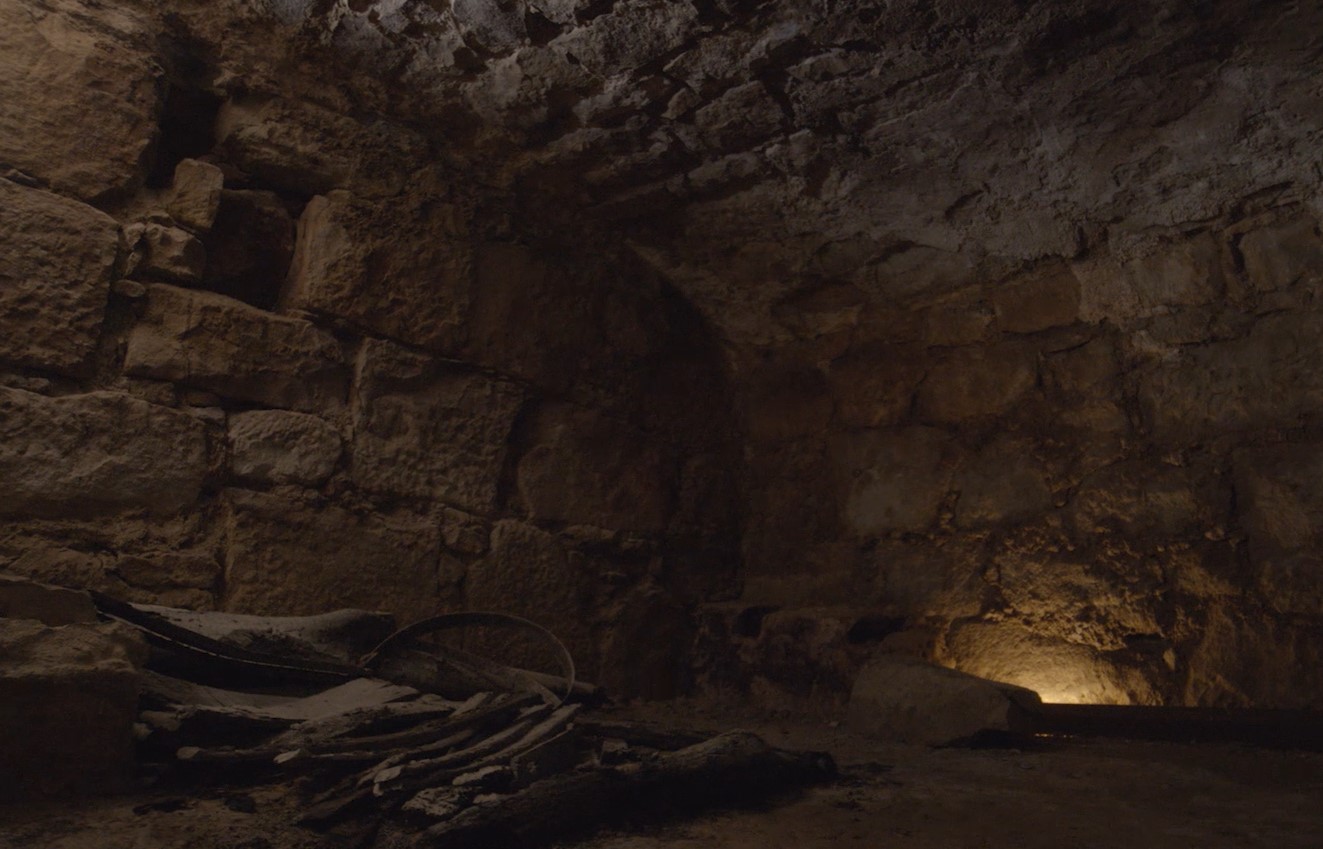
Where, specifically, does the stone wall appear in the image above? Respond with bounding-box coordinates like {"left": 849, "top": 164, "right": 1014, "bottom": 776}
{"left": 722, "top": 208, "right": 1323, "bottom": 709}
{"left": 0, "top": 0, "right": 740, "bottom": 699}
{"left": 4, "top": 0, "right": 1323, "bottom": 710}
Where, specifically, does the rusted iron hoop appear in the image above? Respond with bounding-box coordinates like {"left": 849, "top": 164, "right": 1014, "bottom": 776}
{"left": 359, "top": 611, "right": 577, "bottom": 704}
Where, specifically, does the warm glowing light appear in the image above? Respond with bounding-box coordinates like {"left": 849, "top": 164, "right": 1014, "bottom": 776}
{"left": 946, "top": 622, "right": 1141, "bottom": 705}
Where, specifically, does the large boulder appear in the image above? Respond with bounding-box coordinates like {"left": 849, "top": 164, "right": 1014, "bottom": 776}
{"left": 847, "top": 654, "right": 1041, "bottom": 746}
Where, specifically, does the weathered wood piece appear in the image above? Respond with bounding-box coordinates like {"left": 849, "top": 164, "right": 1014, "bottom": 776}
{"left": 405, "top": 731, "right": 836, "bottom": 848}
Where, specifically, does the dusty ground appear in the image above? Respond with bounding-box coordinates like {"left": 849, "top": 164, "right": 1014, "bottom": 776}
{"left": 3, "top": 701, "right": 1321, "bottom": 849}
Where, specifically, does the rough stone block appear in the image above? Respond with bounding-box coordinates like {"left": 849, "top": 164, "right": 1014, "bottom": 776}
{"left": 870, "top": 536, "right": 987, "bottom": 621}
{"left": 954, "top": 437, "right": 1053, "bottom": 528}
{"left": 1238, "top": 217, "right": 1323, "bottom": 292}
{"left": 1043, "top": 336, "right": 1118, "bottom": 397}
{"left": 221, "top": 489, "right": 443, "bottom": 625}
{"left": 0, "top": 574, "right": 98, "bottom": 626}
{"left": 228, "top": 409, "right": 341, "bottom": 487}
{"left": 1234, "top": 444, "right": 1323, "bottom": 616}
{"left": 1137, "top": 311, "right": 1323, "bottom": 442}
{"left": 992, "top": 261, "right": 1081, "bottom": 333}
{"left": 464, "top": 520, "right": 598, "bottom": 676}
{"left": 0, "top": 388, "right": 208, "bottom": 518}
{"left": 124, "top": 283, "right": 348, "bottom": 413}
{"left": 517, "top": 404, "right": 673, "bottom": 533}
{"left": 284, "top": 191, "right": 472, "bottom": 353}
{"left": 0, "top": 179, "right": 118, "bottom": 375}
{"left": 826, "top": 343, "right": 926, "bottom": 429}
{"left": 847, "top": 654, "right": 1041, "bottom": 745}
{"left": 462, "top": 242, "right": 603, "bottom": 391}
{"left": 831, "top": 427, "right": 963, "bottom": 535}
{"left": 917, "top": 344, "right": 1037, "bottom": 423}
{"left": 1182, "top": 605, "right": 1323, "bottom": 708}
{"left": 125, "top": 221, "right": 206, "bottom": 283}
{"left": 1067, "top": 459, "right": 1214, "bottom": 540}
{"left": 216, "top": 97, "right": 425, "bottom": 197}
{"left": 112, "top": 552, "right": 221, "bottom": 594}
{"left": 0, "top": 619, "right": 144, "bottom": 798}
{"left": 166, "top": 159, "right": 225, "bottom": 233}
{"left": 1124, "top": 232, "right": 1226, "bottom": 310}
{"left": 351, "top": 339, "right": 523, "bottom": 513}
{"left": 0, "top": 0, "right": 160, "bottom": 202}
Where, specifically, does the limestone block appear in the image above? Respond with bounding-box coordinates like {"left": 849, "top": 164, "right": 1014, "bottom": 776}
{"left": 992, "top": 542, "right": 1164, "bottom": 650}
{"left": 1238, "top": 217, "right": 1323, "bottom": 292}
{"left": 1181, "top": 605, "right": 1323, "bottom": 708}
{"left": 1078, "top": 233, "right": 1226, "bottom": 324}
{"left": 352, "top": 340, "right": 524, "bottom": 513}
{"left": 284, "top": 191, "right": 472, "bottom": 353}
{"left": 465, "top": 520, "right": 598, "bottom": 675}
{"left": 0, "top": 179, "right": 118, "bottom": 375}
{"left": 847, "top": 654, "right": 1041, "bottom": 745}
{"left": 0, "top": 574, "right": 98, "bottom": 626}
{"left": 228, "top": 409, "right": 341, "bottom": 487}
{"left": 831, "top": 427, "right": 963, "bottom": 535}
{"left": 113, "top": 552, "right": 221, "bottom": 593}
{"left": 1043, "top": 336, "right": 1119, "bottom": 397}
{"left": 166, "top": 159, "right": 225, "bottom": 232}
{"left": 0, "top": 0, "right": 160, "bottom": 202}
{"left": 954, "top": 437, "right": 1053, "bottom": 528}
{"left": 452, "top": 0, "right": 527, "bottom": 53}
{"left": 0, "top": 388, "right": 208, "bottom": 518}
{"left": 1126, "top": 232, "right": 1227, "bottom": 309}
{"left": 124, "top": 283, "right": 348, "bottom": 412}
{"left": 554, "top": 1, "right": 698, "bottom": 78}
{"left": 1234, "top": 444, "right": 1323, "bottom": 617}
{"left": 462, "top": 242, "right": 602, "bottom": 391}
{"left": 916, "top": 344, "right": 1037, "bottom": 424}
{"left": 1137, "top": 311, "right": 1323, "bottom": 442}
{"left": 992, "top": 262, "right": 1081, "bottom": 333}
{"left": 440, "top": 508, "right": 491, "bottom": 555}
{"left": 827, "top": 343, "right": 927, "bottom": 429}
{"left": 216, "top": 97, "right": 425, "bottom": 196}
{"left": 870, "top": 536, "right": 987, "bottom": 621}
{"left": 516, "top": 404, "right": 674, "bottom": 533}
{"left": 0, "top": 619, "right": 144, "bottom": 798}
{"left": 126, "top": 221, "right": 206, "bottom": 283}
{"left": 221, "top": 490, "right": 443, "bottom": 625}
{"left": 691, "top": 81, "right": 786, "bottom": 151}
{"left": 1067, "top": 459, "right": 1213, "bottom": 540}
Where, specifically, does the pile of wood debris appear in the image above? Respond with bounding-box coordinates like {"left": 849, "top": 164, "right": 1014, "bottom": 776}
{"left": 94, "top": 593, "right": 835, "bottom": 848}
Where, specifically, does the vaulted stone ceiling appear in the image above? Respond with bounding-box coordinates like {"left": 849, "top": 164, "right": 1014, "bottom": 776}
{"left": 234, "top": 0, "right": 1323, "bottom": 353}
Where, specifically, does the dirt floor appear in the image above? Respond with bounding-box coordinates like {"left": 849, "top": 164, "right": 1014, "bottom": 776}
{"left": 3, "top": 700, "right": 1322, "bottom": 849}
